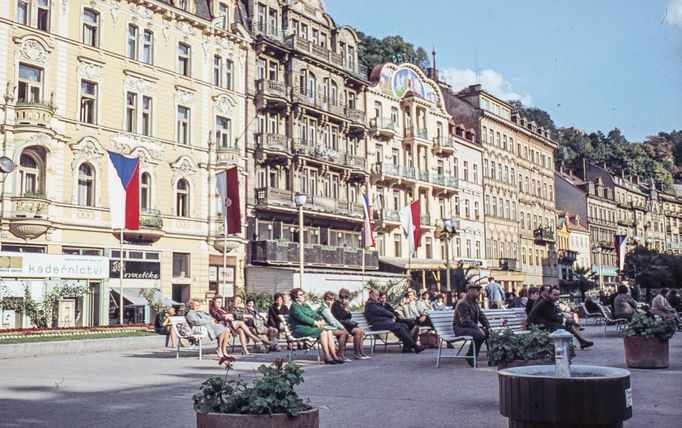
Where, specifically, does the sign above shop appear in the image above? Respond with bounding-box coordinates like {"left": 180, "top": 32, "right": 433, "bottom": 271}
{"left": 110, "top": 260, "right": 161, "bottom": 280}
{"left": 0, "top": 252, "right": 109, "bottom": 279}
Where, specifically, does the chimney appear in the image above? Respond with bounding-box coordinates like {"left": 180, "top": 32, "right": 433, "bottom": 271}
{"left": 431, "top": 48, "right": 437, "bottom": 82}
{"left": 581, "top": 158, "right": 587, "bottom": 181}
{"left": 620, "top": 170, "right": 625, "bottom": 179}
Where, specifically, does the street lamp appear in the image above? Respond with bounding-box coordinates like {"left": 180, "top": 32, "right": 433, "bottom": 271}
{"left": 294, "top": 193, "right": 307, "bottom": 289}
{"left": 592, "top": 244, "right": 604, "bottom": 290}
{"left": 442, "top": 218, "right": 456, "bottom": 293}
{"left": 0, "top": 156, "right": 14, "bottom": 329}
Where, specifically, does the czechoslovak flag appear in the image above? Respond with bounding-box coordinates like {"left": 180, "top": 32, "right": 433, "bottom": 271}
{"left": 216, "top": 167, "right": 241, "bottom": 234}
{"left": 614, "top": 234, "right": 627, "bottom": 272}
{"left": 399, "top": 200, "right": 422, "bottom": 255}
{"left": 107, "top": 151, "right": 139, "bottom": 230}
{"left": 361, "top": 193, "right": 375, "bottom": 248}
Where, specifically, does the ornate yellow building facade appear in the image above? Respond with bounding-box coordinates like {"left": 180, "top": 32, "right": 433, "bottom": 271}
{"left": 0, "top": 0, "right": 250, "bottom": 327}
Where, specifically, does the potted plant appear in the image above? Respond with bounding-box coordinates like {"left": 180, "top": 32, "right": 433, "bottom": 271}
{"left": 622, "top": 313, "right": 676, "bottom": 368}
{"left": 193, "top": 357, "right": 319, "bottom": 428}
{"left": 488, "top": 326, "right": 560, "bottom": 369}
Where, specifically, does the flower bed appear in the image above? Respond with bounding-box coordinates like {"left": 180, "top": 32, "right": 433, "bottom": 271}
{"left": 0, "top": 323, "right": 153, "bottom": 340}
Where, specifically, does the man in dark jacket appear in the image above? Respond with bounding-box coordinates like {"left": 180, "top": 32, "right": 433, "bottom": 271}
{"left": 365, "top": 289, "right": 424, "bottom": 353}
{"left": 453, "top": 284, "right": 490, "bottom": 367}
{"left": 528, "top": 286, "right": 593, "bottom": 349}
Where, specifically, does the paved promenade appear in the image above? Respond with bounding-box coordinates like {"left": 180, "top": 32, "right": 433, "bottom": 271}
{"left": 0, "top": 325, "right": 680, "bottom": 428}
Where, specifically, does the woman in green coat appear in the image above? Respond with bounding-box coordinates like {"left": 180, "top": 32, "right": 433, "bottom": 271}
{"left": 289, "top": 288, "right": 344, "bottom": 365}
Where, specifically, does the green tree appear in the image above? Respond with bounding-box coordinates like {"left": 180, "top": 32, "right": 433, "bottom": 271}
{"left": 507, "top": 101, "right": 556, "bottom": 133}
{"left": 356, "top": 32, "right": 430, "bottom": 72}
{"left": 624, "top": 248, "right": 673, "bottom": 295}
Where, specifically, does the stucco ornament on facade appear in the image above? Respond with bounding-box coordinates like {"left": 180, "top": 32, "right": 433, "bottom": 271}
{"left": 28, "top": 133, "right": 52, "bottom": 149}
{"left": 214, "top": 94, "right": 235, "bottom": 115}
{"left": 110, "top": 133, "right": 165, "bottom": 159}
{"left": 132, "top": 4, "right": 153, "bottom": 20}
{"left": 17, "top": 39, "right": 48, "bottom": 65}
{"left": 176, "top": 21, "right": 195, "bottom": 36}
{"left": 175, "top": 90, "right": 194, "bottom": 106}
{"left": 77, "top": 63, "right": 102, "bottom": 81}
{"left": 69, "top": 138, "right": 105, "bottom": 170}
{"left": 170, "top": 157, "right": 197, "bottom": 184}
{"left": 124, "top": 76, "right": 155, "bottom": 94}
{"left": 216, "top": 38, "right": 232, "bottom": 51}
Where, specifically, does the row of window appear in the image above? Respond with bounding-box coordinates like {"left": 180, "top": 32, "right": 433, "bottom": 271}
{"left": 482, "top": 125, "right": 553, "bottom": 169}
{"left": 18, "top": 148, "right": 192, "bottom": 216}
{"left": 374, "top": 233, "right": 483, "bottom": 260}
{"left": 17, "top": 62, "right": 234, "bottom": 147}
{"left": 484, "top": 195, "right": 517, "bottom": 221}
{"left": 519, "top": 213, "right": 555, "bottom": 232}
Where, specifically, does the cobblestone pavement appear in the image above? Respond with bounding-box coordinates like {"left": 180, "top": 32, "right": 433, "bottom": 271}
{"left": 0, "top": 325, "right": 680, "bottom": 428}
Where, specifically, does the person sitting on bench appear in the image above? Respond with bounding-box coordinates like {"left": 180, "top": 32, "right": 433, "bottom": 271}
{"left": 364, "top": 289, "right": 425, "bottom": 354}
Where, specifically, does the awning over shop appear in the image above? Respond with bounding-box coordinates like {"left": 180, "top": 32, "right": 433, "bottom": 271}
{"left": 111, "top": 288, "right": 179, "bottom": 306}
{"left": 379, "top": 257, "right": 447, "bottom": 271}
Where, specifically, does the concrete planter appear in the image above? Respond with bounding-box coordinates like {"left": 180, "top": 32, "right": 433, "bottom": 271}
{"left": 623, "top": 336, "right": 669, "bottom": 369}
{"left": 196, "top": 408, "right": 319, "bottom": 428}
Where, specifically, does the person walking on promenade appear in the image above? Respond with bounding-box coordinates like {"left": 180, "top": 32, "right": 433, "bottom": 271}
{"left": 485, "top": 277, "right": 504, "bottom": 309}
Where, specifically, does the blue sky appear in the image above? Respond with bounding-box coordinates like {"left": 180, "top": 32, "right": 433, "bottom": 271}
{"left": 325, "top": 0, "right": 682, "bottom": 142}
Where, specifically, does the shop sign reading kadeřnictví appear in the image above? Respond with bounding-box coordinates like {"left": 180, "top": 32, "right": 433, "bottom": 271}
{"left": 0, "top": 252, "right": 109, "bottom": 279}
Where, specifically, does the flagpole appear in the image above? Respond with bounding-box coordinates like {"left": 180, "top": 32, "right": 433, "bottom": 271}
{"left": 222, "top": 212, "right": 228, "bottom": 300}
{"left": 119, "top": 228, "right": 124, "bottom": 325}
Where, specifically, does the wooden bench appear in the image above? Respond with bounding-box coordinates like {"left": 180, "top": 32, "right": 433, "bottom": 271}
{"left": 169, "top": 316, "right": 210, "bottom": 360}
{"left": 482, "top": 308, "right": 528, "bottom": 334}
{"left": 351, "top": 311, "right": 402, "bottom": 357}
{"left": 428, "top": 310, "right": 476, "bottom": 368}
{"left": 596, "top": 303, "right": 627, "bottom": 336}
{"left": 278, "top": 315, "right": 321, "bottom": 364}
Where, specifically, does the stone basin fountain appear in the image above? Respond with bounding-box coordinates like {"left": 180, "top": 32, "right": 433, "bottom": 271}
{"left": 498, "top": 329, "right": 632, "bottom": 428}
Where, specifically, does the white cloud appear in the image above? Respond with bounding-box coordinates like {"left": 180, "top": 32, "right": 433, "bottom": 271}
{"left": 664, "top": 0, "right": 682, "bottom": 27}
{"left": 441, "top": 67, "right": 533, "bottom": 106}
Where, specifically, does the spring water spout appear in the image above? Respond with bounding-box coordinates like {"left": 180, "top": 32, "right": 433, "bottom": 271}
{"left": 549, "top": 329, "right": 573, "bottom": 378}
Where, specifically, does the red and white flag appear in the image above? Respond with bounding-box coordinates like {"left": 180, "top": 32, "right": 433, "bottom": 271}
{"left": 216, "top": 167, "right": 241, "bottom": 234}
{"left": 399, "top": 200, "right": 422, "bottom": 254}
{"left": 361, "top": 193, "right": 375, "bottom": 248}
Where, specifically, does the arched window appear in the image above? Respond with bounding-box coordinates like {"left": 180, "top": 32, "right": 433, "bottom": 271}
{"left": 77, "top": 163, "right": 95, "bottom": 206}
{"left": 140, "top": 172, "right": 151, "bottom": 210}
{"left": 18, "top": 148, "right": 46, "bottom": 196}
{"left": 176, "top": 179, "right": 189, "bottom": 217}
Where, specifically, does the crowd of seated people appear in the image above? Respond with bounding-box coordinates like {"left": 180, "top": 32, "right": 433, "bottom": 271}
{"left": 179, "top": 281, "right": 665, "bottom": 361}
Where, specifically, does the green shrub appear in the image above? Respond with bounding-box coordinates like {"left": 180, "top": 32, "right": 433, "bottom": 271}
{"left": 623, "top": 313, "right": 676, "bottom": 341}
{"left": 193, "top": 358, "right": 311, "bottom": 416}
{"left": 487, "top": 326, "right": 555, "bottom": 366}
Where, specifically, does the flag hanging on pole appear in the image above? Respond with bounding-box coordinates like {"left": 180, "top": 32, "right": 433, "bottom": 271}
{"left": 361, "top": 193, "right": 375, "bottom": 248}
{"left": 216, "top": 167, "right": 241, "bottom": 234}
{"left": 614, "top": 234, "right": 627, "bottom": 271}
{"left": 106, "top": 151, "right": 139, "bottom": 230}
{"left": 399, "top": 200, "right": 422, "bottom": 254}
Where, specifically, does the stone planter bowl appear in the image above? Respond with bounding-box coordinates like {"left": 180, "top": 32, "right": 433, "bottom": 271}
{"left": 196, "top": 408, "right": 319, "bottom": 428}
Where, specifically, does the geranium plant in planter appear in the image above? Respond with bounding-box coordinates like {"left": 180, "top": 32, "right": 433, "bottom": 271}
{"left": 488, "top": 326, "right": 567, "bottom": 369}
{"left": 622, "top": 313, "right": 676, "bottom": 369}
{"left": 193, "top": 357, "right": 318, "bottom": 428}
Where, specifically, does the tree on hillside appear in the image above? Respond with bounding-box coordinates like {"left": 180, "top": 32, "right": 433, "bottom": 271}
{"left": 356, "top": 32, "right": 430, "bottom": 72}
{"left": 508, "top": 100, "right": 556, "bottom": 133}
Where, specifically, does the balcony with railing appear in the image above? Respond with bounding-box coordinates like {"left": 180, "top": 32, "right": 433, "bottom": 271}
{"left": 250, "top": 240, "right": 378, "bottom": 269}
{"left": 345, "top": 108, "right": 365, "bottom": 126}
{"left": 125, "top": 208, "right": 165, "bottom": 243}
{"left": 499, "top": 258, "right": 520, "bottom": 271}
{"left": 255, "top": 133, "right": 289, "bottom": 154}
{"left": 447, "top": 177, "right": 459, "bottom": 188}
{"left": 533, "top": 227, "right": 556, "bottom": 244}
{"left": 418, "top": 170, "right": 429, "bottom": 182}
{"left": 251, "top": 22, "right": 283, "bottom": 42}
{"left": 401, "top": 165, "right": 416, "bottom": 180}
{"left": 292, "top": 139, "right": 340, "bottom": 163}
{"left": 431, "top": 174, "right": 446, "bottom": 186}
{"left": 371, "top": 163, "right": 401, "bottom": 182}
{"left": 344, "top": 154, "right": 366, "bottom": 170}
{"left": 15, "top": 101, "right": 54, "bottom": 129}
{"left": 404, "top": 127, "right": 428, "bottom": 142}
{"left": 254, "top": 187, "right": 293, "bottom": 207}
{"left": 8, "top": 195, "right": 53, "bottom": 239}
{"left": 558, "top": 250, "right": 578, "bottom": 264}
{"left": 369, "top": 117, "right": 398, "bottom": 138}
{"left": 255, "top": 79, "right": 289, "bottom": 109}
{"left": 420, "top": 214, "right": 431, "bottom": 226}
{"left": 373, "top": 208, "right": 401, "bottom": 223}
{"left": 432, "top": 136, "right": 456, "bottom": 154}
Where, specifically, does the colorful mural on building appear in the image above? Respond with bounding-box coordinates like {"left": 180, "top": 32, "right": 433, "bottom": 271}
{"left": 375, "top": 64, "right": 441, "bottom": 106}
